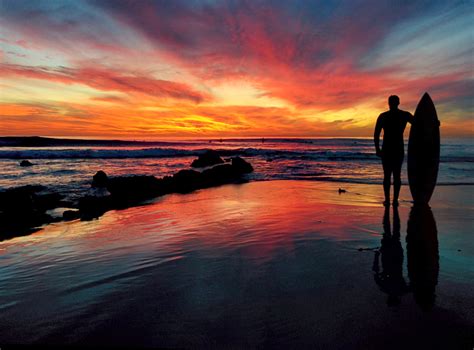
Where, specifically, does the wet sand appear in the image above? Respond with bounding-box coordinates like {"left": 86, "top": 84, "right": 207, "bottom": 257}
{"left": 0, "top": 180, "right": 473, "bottom": 348}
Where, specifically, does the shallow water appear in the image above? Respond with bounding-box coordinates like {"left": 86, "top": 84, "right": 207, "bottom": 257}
{"left": 1, "top": 138, "right": 473, "bottom": 204}
{"left": 0, "top": 181, "right": 473, "bottom": 347}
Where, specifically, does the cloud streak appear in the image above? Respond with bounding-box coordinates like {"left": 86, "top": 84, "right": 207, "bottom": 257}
{"left": 1, "top": 64, "right": 209, "bottom": 103}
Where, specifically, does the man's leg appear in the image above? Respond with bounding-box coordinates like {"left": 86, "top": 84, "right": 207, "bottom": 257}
{"left": 392, "top": 157, "right": 403, "bottom": 205}
{"left": 382, "top": 157, "right": 392, "bottom": 205}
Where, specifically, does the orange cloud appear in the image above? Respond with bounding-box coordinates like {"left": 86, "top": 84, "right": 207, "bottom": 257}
{"left": 0, "top": 64, "right": 210, "bottom": 103}
{"left": 0, "top": 1, "right": 472, "bottom": 138}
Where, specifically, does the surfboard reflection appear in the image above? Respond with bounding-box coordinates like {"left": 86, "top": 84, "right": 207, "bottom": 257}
{"left": 407, "top": 205, "right": 439, "bottom": 311}
{"left": 373, "top": 205, "right": 439, "bottom": 310}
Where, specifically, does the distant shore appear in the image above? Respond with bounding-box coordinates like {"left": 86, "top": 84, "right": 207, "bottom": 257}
{"left": 0, "top": 136, "right": 178, "bottom": 147}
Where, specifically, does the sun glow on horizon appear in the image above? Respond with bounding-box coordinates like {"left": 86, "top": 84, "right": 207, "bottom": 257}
{"left": 1, "top": 1, "right": 472, "bottom": 138}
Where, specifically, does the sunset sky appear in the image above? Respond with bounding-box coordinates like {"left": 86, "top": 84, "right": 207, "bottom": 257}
{"left": 1, "top": 0, "right": 472, "bottom": 139}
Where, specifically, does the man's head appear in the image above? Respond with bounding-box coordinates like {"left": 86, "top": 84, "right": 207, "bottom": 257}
{"left": 388, "top": 95, "right": 400, "bottom": 110}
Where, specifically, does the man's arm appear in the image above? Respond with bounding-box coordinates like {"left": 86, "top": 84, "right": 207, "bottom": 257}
{"left": 406, "top": 111, "right": 440, "bottom": 126}
{"left": 374, "top": 115, "right": 383, "bottom": 157}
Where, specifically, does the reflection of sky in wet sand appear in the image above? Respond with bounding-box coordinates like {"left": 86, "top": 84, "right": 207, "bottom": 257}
{"left": 0, "top": 181, "right": 473, "bottom": 346}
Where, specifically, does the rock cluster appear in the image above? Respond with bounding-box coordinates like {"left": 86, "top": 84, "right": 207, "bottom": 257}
{"left": 79, "top": 156, "right": 253, "bottom": 219}
{"left": 0, "top": 185, "right": 63, "bottom": 239}
{"left": 0, "top": 154, "right": 254, "bottom": 239}
{"left": 191, "top": 150, "right": 224, "bottom": 168}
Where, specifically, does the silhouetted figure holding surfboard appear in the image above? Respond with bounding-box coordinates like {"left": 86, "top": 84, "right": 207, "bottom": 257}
{"left": 374, "top": 95, "right": 414, "bottom": 206}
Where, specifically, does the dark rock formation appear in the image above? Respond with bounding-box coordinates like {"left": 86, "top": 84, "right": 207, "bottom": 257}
{"left": 77, "top": 157, "right": 254, "bottom": 221}
{"left": 107, "top": 175, "right": 165, "bottom": 200}
{"left": 79, "top": 174, "right": 165, "bottom": 219}
{"left": 78, "top": 194, "right": 112, "bottom": 220}
{"left": 231, "top": 156, "right": 253, "bottom": 174}
{"left": 20, "top": 160, "right": 33, "bottom": 167}
{"left": 2, "top": 155, "right": 254, "bottom": 238}
{"left": 92, "top": 170, "right": 108, "bottom": 187}
{"left": 201, "top": 164, "right": 239, "bottom": 187}
{"left": 191, "top": 150, "right": 224, "bottom": 168}
{"left": 34, "top": 192, "right": 63, "bottom": 212}
{"left": 171, "top": 169, "right": 203, "bottom": 193}
{"left": 0, "top": 185, "right": 58, "bottom": 239}
{"left": 63, "top": 210, "right": 80, "bottom": 221}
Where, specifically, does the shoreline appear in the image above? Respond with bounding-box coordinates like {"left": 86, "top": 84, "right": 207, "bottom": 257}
{"left": 1, "top": 176, "right": 472, "bottom": 241}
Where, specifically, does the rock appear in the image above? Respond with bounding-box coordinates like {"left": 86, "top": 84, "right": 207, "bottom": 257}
{"left": 92, "top": 170, "right": 108, "bottom": 187}
{"left": 171, "top": 169, "right": 203, "bottom": 193}
{"left": 231, "top": 156, "right": 253, "bottom": 174}
{"left": 106, "top": 175, "right": 166, "bottom": 201}
{"left": 33, "top": 192, "right": 63, "bottom": 212}
{"left": 0, "top": 185, "right": 54, "bottom": 237}
{"left": 63, "top": 210, "right": 80, "bottom": 221}
{"left": 191, "top": 150, "right": 224, "bottom": 168}
{"left": 0, "top": 186, "right": 36, "bottom": 217}
{"left": 74, "top": 157, "right": 254, "bottom": 223}
{"left": 20, "top": 160, "right": 33, "bottom": 167}
{"left": 78, "top": 195, "right": 111, "bottom": 220}
{"left": 86, "top": 187, "right": 111, "bottom": 198}
{"left": 201, "top": 164, "right": 241, "bottom": 187}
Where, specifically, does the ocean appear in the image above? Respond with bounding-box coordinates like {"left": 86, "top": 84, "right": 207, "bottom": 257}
{"left": 1, "top": 138, "right": 474, "bottom": 346}
{"left": 1, "top": 137, "right": 473, "bottom": 202}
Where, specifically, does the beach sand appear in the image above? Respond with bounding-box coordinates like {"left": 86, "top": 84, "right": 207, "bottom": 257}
{"left": 1, "top": 180, "right": 473, "bottom": 348}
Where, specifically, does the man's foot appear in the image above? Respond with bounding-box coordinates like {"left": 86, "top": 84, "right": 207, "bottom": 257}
{"left": 392, "top": 200, "right": 399, "bottom": 207}
{"left": 383, "top": 200, "right": 390, "bottom": 207}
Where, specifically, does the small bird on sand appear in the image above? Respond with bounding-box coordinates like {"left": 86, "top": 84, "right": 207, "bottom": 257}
{"left": 338, "top": 188, "right": 346, "bottom": 193}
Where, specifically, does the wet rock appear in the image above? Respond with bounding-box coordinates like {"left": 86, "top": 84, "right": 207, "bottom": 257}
{"left": 231, "top": 156, "right": 254, "bottom": 174}
{"left": 79, "top": 175, "right": 168, "bottom": 218}
{"left": 191, "top": 150, "right": 224, "bottom": 168}
{"left": 201, "top": 163, "right": 244, "bottom": 187}
{"left": 92, "top": 170, "right": 108, "bottom": 187}
{"left": 34, "top": 192, "right": 63, "bottom": 212}
{"left": 78, "top": 195, "right": 112, "bottom": 220}
{"left": 86, "top": 187, "right": 111, "bottom": 198}
{"left": 4, "top": 155, "right": 254, "bottom": 236}
{"left": 106, "top": 175, "right": 165, "bottom": 200}
{"left": 63, "top": 210, "right": 80, "bottom": 221}
{"left": 0, "top": 186, "right": 37, "bottom": 217}
{"left": 20, "top": 160, "right": 33, "bottom": 167}
{"left": 0, "top": 185, "right": 54, "bottom": 237}
{"left": 172, "top": 169, "right": 203, "bottom": 193}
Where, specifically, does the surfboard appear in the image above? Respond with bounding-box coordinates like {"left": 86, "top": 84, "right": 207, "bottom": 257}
{"left": 408, "top": 93, "right": 440, "bottom": 205}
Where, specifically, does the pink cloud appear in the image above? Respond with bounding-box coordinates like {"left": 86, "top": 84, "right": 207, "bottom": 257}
{"left": 0, "top": 63, "right": 210, "bottom": 103}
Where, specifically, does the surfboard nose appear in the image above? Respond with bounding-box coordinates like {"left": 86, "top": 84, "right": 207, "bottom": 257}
{"left": 422, "top": 92, "right": 432, "bottom": 101}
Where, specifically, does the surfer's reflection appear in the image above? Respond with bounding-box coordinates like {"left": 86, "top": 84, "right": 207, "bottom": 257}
{"left": 406, "top": 205, "right": 439, "bottom": 311}
{"left": 373, "top": 206, "right": 408, "bottom": 306}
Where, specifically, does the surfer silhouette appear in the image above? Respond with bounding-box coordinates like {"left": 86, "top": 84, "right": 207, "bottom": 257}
{"left": 374, "top": 95, "right": 414, "bottom": 206}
